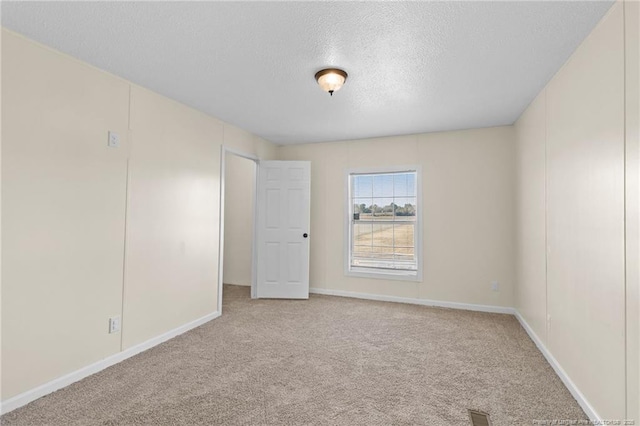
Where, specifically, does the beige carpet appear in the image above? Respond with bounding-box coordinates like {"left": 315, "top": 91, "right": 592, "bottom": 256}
{"left": 2, "top": 285, "right": 586, "bottom": 425}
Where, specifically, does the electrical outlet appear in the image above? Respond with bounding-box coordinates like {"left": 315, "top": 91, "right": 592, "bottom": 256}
{"left": 107, "top": 131, "right": 120, "bottom": 148}
{"left": 491, "top": 281, "right": 499, "bottom": 292}
{"left": 109, "top": 316, "right": 121, "bottom": 334}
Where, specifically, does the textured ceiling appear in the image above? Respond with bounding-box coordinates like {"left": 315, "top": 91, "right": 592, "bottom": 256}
{"left": 2, "top": 1, "right": 614, "bottom": 145}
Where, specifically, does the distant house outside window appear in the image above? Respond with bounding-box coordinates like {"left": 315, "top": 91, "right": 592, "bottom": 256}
{"left": 346, "top": 167, "right": 422, "bottom": 281}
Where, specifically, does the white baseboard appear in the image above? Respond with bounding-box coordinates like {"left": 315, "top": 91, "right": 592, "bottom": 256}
{"left": 1, "top": 295, "right": 602, "bottom": 423}
{"left": 309, "top": 287, "right": 515, "bottom": 314}
{"left": 1, "top": 311, "right": 221, "bottom": 415}
{"left": 513, "top": 311, "right": 601, "bottom": 422}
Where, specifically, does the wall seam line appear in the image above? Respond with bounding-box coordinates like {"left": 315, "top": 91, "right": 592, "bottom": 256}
{"left": 544, "top": 87, "right": 549, "bottom": 346}
{"left": 119, "top": 84, "right": 133, "bottom": 352}
{"left": 622, "top": 0, "right": 628, "bottom": 418}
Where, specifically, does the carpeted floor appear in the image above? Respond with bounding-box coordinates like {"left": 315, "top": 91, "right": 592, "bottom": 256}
{"left": 2, "top": 285, "right": 586, "bottom": 425}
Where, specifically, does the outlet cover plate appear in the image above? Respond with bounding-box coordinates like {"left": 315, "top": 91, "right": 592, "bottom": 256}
{"left": 108, "top": 131, "right": 120, "bottom": 148}
{"left": 109, "top": 316, "right": 121, "bottom": 334}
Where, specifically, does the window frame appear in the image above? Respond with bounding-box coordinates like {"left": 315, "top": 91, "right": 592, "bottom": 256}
{"left": 344, "top": 166, "right": 423, "bottom": 282}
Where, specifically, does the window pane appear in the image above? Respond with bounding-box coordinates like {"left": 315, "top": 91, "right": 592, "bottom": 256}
{"left": 393, "top": 197, "right": 417, "bottom": 221}
{"left": 370, "top": 201, "right": 392, "bottom": 220}
{"left": 393, "top": 173, "right": 413, "bottom": 197}
{"left": 353, "top": 199, "right": 372, "bottom": 219}
{"left": 353, "top": 197, "right": 372, "bottom": 210}
{"left": 360, "top": 211, "right": 374, "bottom": 221}
{"left": 353, "top": 223, "right": 373, "bottom": 246}
{"left": 372, "top": 223, "right": 393, "bottom": 247}
{"left": 371, "top": 246, "right": 395, "bottom": 261}
{"left": 373, "top": 174, "right": 394, "bottom": 197}
{"left": 393, "top": 223, "right": 415, "bottom": 248}
{"left": 353, "top": 245, "right": 374, "bottom": 254}
{"left": 378, "top": 199, "right": 394, "bottom": 220}
{"left": 353, "top": 175, "right": 372, "bottom": 198}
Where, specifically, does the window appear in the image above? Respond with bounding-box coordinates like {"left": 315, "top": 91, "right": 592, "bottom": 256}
{"left": 346, "top": 168, "right": 421, "bottom": 280}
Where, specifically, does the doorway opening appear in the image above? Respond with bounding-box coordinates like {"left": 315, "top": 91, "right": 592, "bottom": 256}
{"left": 218, "top": 147, "right": 259, "bottom": 313}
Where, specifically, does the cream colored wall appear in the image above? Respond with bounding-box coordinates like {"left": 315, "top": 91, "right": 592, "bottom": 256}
{"left": 515, "top": 2, "right": 636, "bottom": 420}
{"left": 624, "top": 0, "right": 639, "bottom": 421}
{"left": 0, "top": 28, "right": 4, "bottom": 398}
{"left": 2, "top": 30, "right": 129, "bottom": 398}
{"left": 279, "top": 127, "right": 516, "bottom": 307}
{"left": 546, "top": 2, "right": 625, "bottom": 418}
{"left": 121, "top": 86, "right": 223, "bottom": 349}
{"left": 515, "top": 91, "right": 547, "bottom": 343}
{"left": 1, "top": 29, "right": 276, "bottom": 400}
{"left": 223, "top": 123, "right": 278, "bottom": 162}
{"left": 223, "top": 153, "right": 255, "bottom": 286}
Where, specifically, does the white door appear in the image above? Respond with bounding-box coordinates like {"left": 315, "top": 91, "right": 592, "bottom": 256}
{"left": 256, "top": 161, "right": 311, "bottom": 299}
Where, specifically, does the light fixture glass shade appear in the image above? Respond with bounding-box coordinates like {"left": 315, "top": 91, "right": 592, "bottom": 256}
{"left": 315, "top": 68, "right": 348, "bottom": 95}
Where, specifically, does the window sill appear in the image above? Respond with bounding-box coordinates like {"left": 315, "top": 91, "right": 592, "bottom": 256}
{"left": 346, "top": 267, "right": 422, "bottom": 282}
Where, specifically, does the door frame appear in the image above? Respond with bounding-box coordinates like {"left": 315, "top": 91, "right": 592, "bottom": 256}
{"left": 217, "top": 145, "right": 260, "bottom": 314}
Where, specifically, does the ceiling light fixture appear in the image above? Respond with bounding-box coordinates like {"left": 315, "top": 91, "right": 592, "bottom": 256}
{"left": 315, "top": 68, "right": 348, "bottom": 96}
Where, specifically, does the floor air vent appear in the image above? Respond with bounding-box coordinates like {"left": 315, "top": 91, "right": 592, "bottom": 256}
{"left": 468, "top": 409, "right": 491, "bottom": 426}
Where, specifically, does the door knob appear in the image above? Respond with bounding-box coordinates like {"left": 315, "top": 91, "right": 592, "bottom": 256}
{"left": 303, "top": 233, "right": 308, "bottom": 238}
